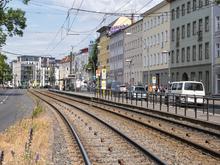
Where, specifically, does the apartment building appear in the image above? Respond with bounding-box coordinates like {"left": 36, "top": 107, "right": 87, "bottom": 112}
{"left": 124, "top": 19, "right": 143, "bottom": 85}
{"left": 12, "top": 56, "right": 59, "bottom": 87}
{"left": 97, "top": 26, "right": 110, "bottom": 78}
{"left": 108, "top": 17, "right": 132, "bottom": 85}
{"left": 142, "top": 1, "right": 170, "bottom": 88}
{"left": 12, "top": 56, "right": 39, "bottom": 87}
{"left": 213, "top": 4, "right": 220, "bottom": 94}
{"left": 109, "top": 29, "right": 124, "bottom": 83}
{"left": 167, "top": 0, "right": 217, "bottom": 94}
{"left": 74, "top": 48, "right": 89, "bottom": 80}
{"left": 59, "top": 55, "right": 72, "bottom": 90}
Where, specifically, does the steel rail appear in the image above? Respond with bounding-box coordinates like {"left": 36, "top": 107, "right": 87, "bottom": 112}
{"left": 35, "top": 90, "right": 167, "bottom": 165}
{"left": 49, "top": 90, "right": 220, "bottom": 137}
{"left": 46, "top": 90, "right": 220, "bottom": 158}
{"left": 30, "top": 90, "right": 91, "bottom": 165}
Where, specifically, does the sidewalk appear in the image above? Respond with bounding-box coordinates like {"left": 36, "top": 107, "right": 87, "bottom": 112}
{"left": 51, "top": 90, "right": 220, "bottom": 125}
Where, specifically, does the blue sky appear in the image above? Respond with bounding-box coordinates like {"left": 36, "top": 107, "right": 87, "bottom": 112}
{"left": 3, "top": 0, "right": 162, "bottom": 61}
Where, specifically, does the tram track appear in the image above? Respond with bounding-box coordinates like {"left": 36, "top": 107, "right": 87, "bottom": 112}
{"left": 30, "top": 90, "right": 166, "bottom": 165}
{"left": 47, "top": 90, "right": 220, "bottom": 157}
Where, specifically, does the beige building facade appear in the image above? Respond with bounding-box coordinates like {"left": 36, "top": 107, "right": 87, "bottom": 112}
{"left": 97, "top": 26, "right": 110, "bottom": 79}
{"left": 142, "top": 1, "right": 171, "bottom": 88}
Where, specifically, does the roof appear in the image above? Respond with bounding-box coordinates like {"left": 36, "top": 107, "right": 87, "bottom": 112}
{"left": 96, "top": 26, "right": 110, "bottom": 33}
{"left": 141, "top": 0, "right": 168, "bottom": 17}
{"left": 123, "top": 19, "right": 143, "bottom": 31}
{"left": 60, "top": 56, "right": 71, "bottom": 63}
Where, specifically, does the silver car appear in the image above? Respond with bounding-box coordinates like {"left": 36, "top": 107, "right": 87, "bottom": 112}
{"left": 127, "top": 86, "right": 146, "bottom": 99}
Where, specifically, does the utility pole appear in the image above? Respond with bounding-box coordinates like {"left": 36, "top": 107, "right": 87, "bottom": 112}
{"left": 70, "top": 46, "right": 74, "bottom": 75}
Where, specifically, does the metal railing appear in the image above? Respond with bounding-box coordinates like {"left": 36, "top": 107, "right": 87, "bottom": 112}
{"left": 94, "top": 89, "right": 220, "bottom": 122}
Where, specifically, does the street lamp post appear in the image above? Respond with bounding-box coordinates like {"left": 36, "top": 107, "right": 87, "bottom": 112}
{"left": 125, "top": 59, "right": 132, "bottom": 85}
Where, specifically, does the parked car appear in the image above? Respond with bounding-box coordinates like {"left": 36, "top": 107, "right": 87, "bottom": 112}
{"left": 165, "top": 81, "right": 205, "bottom": 104}
{"left": 111, "top": 81, "right": 121, "bottom": 93}
{"left": 127, "top": 86, "right": 147, "bottom": 99}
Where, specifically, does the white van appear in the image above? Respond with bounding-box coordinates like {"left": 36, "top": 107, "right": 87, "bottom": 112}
{"left": 169, "top": 81, "right": 205, "bottom": 104}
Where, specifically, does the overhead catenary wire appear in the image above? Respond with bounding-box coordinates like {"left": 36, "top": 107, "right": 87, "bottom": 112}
{"left": 5, "top": 0, "right": 219, "bottom": 58}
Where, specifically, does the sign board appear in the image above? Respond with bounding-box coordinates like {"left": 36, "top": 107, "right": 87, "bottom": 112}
{"left": 102, "top": 69, "right": 106, "bottom": 80}
{"left": 152, "top": 76, "right": 156, "bottom": 84}
{"left": 101, "top": 80, "right": 106, "bottom": 90}
{"left": 96, "top": 70, "right": 100, "bottom": 78}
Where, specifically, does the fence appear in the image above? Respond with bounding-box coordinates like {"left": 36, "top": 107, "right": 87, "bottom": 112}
{"left": 94, "top": 89, "right": 220, "bottom": 122}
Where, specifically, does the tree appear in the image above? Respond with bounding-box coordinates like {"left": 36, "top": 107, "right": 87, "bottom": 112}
{"left": 0, "top": 53, "right": 12, "bottom": 84}
{"left": 85, "top": 41, "right": 98, "bottom": 76}
{"left": 215, "top": 0, "right": 220, "bottom": 4}
{"left": 0, "top": 0, "right": 29, "bottom": 85}
{"left": 0, "top": 0, "right": 30, "bottom": 47}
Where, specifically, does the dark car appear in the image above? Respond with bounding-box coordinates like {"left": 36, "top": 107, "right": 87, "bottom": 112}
{"left": 111, "top": 81, "right": 121, "bottom": 95}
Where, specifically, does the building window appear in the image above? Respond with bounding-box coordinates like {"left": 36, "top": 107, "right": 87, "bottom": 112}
{"left": 172, "top": 73, "right": 175, "bottom": 82}
{"left": 192, "top": 45, "right": 196, "bottom": 61}
{"left": 157, "top": 34, "right": 159, "bottom": 44}
{"left": 199, "top": 71, "right": 203, "bottom": 82}
{"left": 182, "top": 4, "right": 186, "bottom": 16}
{"left": 161, "top": 32, "right": 164, "bottom": 48}
{"left": 205, "top": 0, "right": 209, "bottom": 5}
{"left": 205, "top": 42, "right": 209, "bottom": 59}
{"left": 205, "top": 16, "right": 209, "bottom": 32}
{"left": 158, "top": 16, "right": 160, "bottom": 25}
{"left": 191, "top": 72, "right": 196, "bottom": 81}
{"left": 216, "top": 43, "right": 220, "bottom": 58}
{"left": 187, "top": 1, "right": 191, "bottom": 13}
{"left": 165, "top": 30, "right": 168, "bottom": 42}
{"left": 193, "top": 0, "right": 197, "bottom": 11}
{"left": 176, "top": 72, "right": 179, "bottom": 81}
{"left": 193, "top": 21, "right": 197, "bottom": 35}
{"left": 171, "top": 50, "right": 174, "bottom": 64}
{"left": 199, "top": 0, "right": 203, "bottom": 8}
{"left": 182, "top": 25, "right": 185, "bottom": 39}
{"left": 199, "top": 18, "right": 203, "bottom": 32}
{"left": 216, "top": 16, "right": 220, "bottom": 32}
{"left": 187, "top": 46, "right": 190, "bottom": 62}
{"left": 172, "top": 29, "right": 175, "bottom": 41}
{"left": 187, "top": 23, "right": 191, "bottom": 37}
{"left": 199, "top": 44, "right": 203, "bottom": 60}
{"left": 205, "top": 71, "right": 209, "bottom": 93}
{"left": 176, "top": 49, "right": 179, "bottom": 63}
{"left": 176, "top": 7, "right": 180, "bottom": 19}
{"left": 182, "top": 48, "right": 185, "bottom": 63}
{"left": 172, "top": 9, "right": 175, "bottom": 20}
{"left": 176, "top": 27, "right": 180, "bottom": 42}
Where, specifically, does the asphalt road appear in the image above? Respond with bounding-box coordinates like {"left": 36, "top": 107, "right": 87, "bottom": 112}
{"left": 0, "top": 89, "right": 34, "bottom": 132}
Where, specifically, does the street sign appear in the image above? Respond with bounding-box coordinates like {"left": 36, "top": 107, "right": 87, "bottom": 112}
{"left": 152, "top": 76, "right": 156, "bottom": 84}
{"left": 101, "top": 80, "right": 106, "bottom": 90}
{"left": 102, "top": 69, "right": 106, "bottom": 79}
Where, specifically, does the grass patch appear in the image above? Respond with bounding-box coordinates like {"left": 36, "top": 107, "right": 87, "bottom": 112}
{"left": 32, "top": 101, "right": 43, "bottom": 118}
{"left": 0, "top": 110, "right": 52, "bottom": 164}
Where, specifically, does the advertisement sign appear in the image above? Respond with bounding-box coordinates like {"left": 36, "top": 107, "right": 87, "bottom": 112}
{"left": 152, "top": 76, "right": 156, "bottom": 84}
{"left": 102, "top": 69, "right": 106, "bottom": 80}
{"left": 101, "top": 80, "right": 106, "bottom": 90}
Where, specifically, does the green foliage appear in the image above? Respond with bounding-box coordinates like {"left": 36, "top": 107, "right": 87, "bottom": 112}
{"left": 0, "top": 0, "right": 29, "bottom": 47}
{"left": 32, "top": 102, "right": 43, "bottom": 118}
{"left": 0, "top": 53, "right": 12, "bottom": 84}
{"left": 215, "top": 0, "right": 220, "bottom": 4}
{"left": 86, "top": 41, "right": 98, "bottom": 74}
